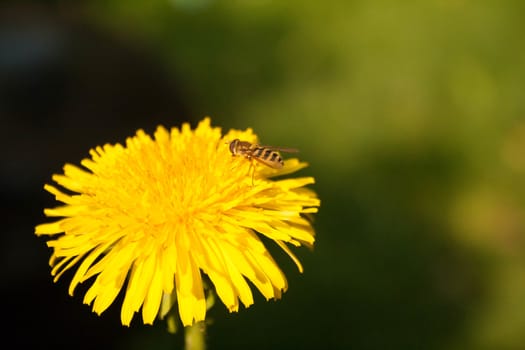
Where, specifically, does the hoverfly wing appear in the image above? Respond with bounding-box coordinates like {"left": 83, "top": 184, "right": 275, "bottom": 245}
{"left": 257, "top": 145, "right": 299, "bottom": 153}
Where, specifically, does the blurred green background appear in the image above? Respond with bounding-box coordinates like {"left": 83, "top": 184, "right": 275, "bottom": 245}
{"left": 2, "top": 0, "right": 525, "bottom": 349}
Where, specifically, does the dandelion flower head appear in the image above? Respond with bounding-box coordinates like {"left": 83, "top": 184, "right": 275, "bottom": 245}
{"left": 35, "top": 118, "right": 320, "bottom": 327}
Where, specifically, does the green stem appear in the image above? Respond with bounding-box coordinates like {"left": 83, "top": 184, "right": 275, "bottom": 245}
{"left": 184, "top": 322, "right": 206, "bottom": 350}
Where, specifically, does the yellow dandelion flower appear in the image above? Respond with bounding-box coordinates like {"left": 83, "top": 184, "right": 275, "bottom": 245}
{"left": 35, "top": 117, "right": 320, "bottom": 327}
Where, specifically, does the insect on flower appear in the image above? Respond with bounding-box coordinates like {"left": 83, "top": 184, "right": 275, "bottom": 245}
{"left": 228, "top": 139, "right": 299, "bottom": 169}
{"left": 227, "top": 139, "right": 300, "bottom": 185}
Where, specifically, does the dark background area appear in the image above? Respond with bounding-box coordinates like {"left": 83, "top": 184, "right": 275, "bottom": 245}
{"left": 2, "top": 1, "right": 525, "bottom": 349}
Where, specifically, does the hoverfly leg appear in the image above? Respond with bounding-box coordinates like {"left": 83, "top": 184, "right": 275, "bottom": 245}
{"left": 247, "top": 158, "right": 257, "bottom": 186}
{"left": 251, "top": 162, "right": 257, "bottom": 186}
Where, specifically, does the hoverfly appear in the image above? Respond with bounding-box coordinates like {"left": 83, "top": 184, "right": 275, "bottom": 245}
{"left": 228, "top": 139, "right": 298, "bottom": 169}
